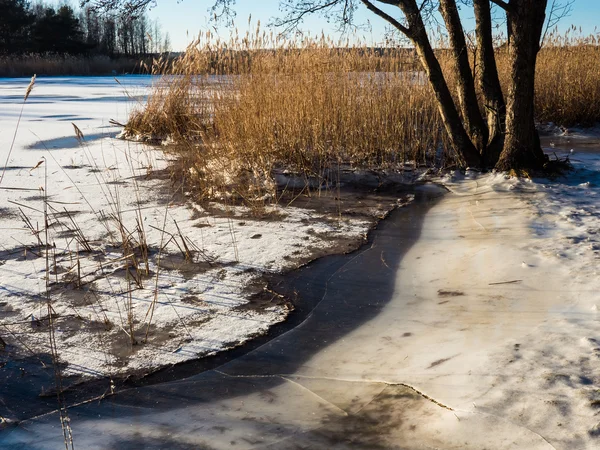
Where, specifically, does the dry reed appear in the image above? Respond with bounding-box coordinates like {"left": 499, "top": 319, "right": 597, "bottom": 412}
{"left": 534, "top": 29, "right": 600, "bottom": 126}
{"left": 126, "top": 27, "right": 600, "bottom": 200}
{"left": 126, "top": 28, "right": 444, "bottom": 200}
{"left": 0, "top": 54, "right": 152, "bottom": 77}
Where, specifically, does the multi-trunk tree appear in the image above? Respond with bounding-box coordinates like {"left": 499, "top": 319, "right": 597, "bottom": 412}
{"left": 272, "top": 0, "right": 552, "bottom": 171}
{"left": 89, "top": 0, "right": 557, "bottom": 171}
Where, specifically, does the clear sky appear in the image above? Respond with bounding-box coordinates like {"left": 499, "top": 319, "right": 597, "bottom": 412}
{"left": 144, "top": 0, "right": 600, "bottom": 51}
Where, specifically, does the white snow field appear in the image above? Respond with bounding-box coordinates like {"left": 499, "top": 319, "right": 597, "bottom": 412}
{"left": 0, "top": 76, "right": 397, "bottom": 380}
{"left": 2, "top": 76, "right": 600, "bottom": 449}
{"left": 4, "top": 140, "right": 600, "bottom": 448}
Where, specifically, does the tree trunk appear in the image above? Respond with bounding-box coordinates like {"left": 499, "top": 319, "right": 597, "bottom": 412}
{"left": 495, "top": 0, "right": 549, "bottom": 171}
{"left": 473, "top": 0, "right": 506, "bottom": 167}
{"left": 439, "top": 0, "right": 488, "bottom": 154}
{"left": 398, "top": 1, "right": 481, "bottom": 167}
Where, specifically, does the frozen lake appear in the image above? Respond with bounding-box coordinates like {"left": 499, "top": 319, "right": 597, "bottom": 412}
{"left": 0, "top": 75, "right": 402, "bottom": 428}
{"left": 2, "top": 76, "right": 600, "bottom": 449}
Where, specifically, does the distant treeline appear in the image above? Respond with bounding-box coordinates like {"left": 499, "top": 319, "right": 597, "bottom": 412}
{"left": 0, "top": 0, "right": 170, "bottom": 56}
{"left": 203, "top": 47, "right": 420, "bottom": 75}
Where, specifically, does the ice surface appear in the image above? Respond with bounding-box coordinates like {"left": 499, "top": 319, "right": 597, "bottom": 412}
{"left": 3, "top": 77, "right": 600, "bottom": 448}
{"left": 0, "top": 76, "right": 393, "bottom": 385}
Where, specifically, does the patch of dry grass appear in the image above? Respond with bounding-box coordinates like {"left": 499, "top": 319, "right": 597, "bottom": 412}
{"left": 126, "top": 30, "right": 445, "bottom": 200}
{"left": 125, "top": 28, "right": 600, "bottom": 200}
{"left": 493, "top": 30, "right": 600, "bottom": 127}
{"left": 0, "top": 54, "right": 149, "bottom": 77}
{"left": 535, "top": 31, "right": 600, "bottom": 127}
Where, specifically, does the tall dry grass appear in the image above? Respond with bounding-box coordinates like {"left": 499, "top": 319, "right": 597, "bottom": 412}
{"left": 534, "top": 30, "right": 600, "bottom": 126}
{"left": 126, "top": 27, "right": 600, "bottom": 200}
{"left": 492, "top": 29, "right": 600, "bottom": 127}
{"left": 0, "top": 54, "right": 152, "bottom": 77}
{"left": 127, "top": 29, "right": 445, "bottom": 200}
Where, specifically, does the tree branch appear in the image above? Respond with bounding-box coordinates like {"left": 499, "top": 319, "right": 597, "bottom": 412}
{"left": 541, "top": 0, "right": 574, "bottom": 45}
{"left": 489, "top": 0, "right": 512, "bottom": 13}
{"left": 273, "top": 1, "right": 351, "bottom": 34}
{"left": 360, "top": 0, "right": 410, "bottom": 36}
{"left": 368, "top": 0, "right": 400, "bottom": 4}
{"left": 82, "top": 0, "right": 155, "bottom": 17}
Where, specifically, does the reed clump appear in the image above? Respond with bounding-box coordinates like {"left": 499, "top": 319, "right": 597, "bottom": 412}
{"left": 125, "top": 54, "right": 214, "bottom": 142}
{"left": 534, "top": 30, "right": 600, "bottom": 127}
{"left": 494, "top": 29, "right": 600, "bottom": 127}
{"left": 126, "top": 27, "right": 600, "bottom": 200}
{"left": 126, "top": 28, "right": 445, "bottom": 200}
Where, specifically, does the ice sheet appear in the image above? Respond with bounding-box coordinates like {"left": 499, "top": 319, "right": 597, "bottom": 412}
{"left": 0, "top": 76, "right": 392, "bottom": 384}
{"left": 3, "top": 77, "right": 600, "bottom": 449}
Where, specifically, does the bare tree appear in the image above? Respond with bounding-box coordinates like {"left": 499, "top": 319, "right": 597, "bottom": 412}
{"left": 87, "top": 0, "right": 571, "bottom": 171}
{"left": 270, "top": 0, "right": 553, "bottom": 170}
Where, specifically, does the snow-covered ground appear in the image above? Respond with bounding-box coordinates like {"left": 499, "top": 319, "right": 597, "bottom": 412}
{"left": 3, "top": 75, "right": 600, "bottom": 448}
{"left": 433, "top": 135, "right": 600, "bottom": 447}
{"left": 4, "top": 132, "right": 600, "bottom": 449}
{"left": 0, "top": 76, "right": 400, "bottom": 380}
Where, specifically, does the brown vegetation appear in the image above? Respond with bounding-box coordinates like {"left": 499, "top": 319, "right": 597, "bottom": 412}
{"left": 533, "top": 31, "right": 600, "bottom": 127}
{"left": 124, "top": 29, "right": 600, "bottom": 200}
{"left": 0, "top": 54, "right": 152, "bottom": 77}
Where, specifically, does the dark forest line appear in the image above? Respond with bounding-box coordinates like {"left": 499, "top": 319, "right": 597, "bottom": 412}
{"left": 0, "top": 0, "right": 171, "bottom": 76}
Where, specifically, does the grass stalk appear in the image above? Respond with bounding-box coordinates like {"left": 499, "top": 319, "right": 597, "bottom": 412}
{"left": 0, "top": 75, "right": 35, "bottom": 186}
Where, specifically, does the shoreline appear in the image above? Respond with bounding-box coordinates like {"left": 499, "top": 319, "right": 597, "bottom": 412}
{"left": 7, "top": 158, "right": 600, "bottom": 448}
{"left": 3, "top": 74, "right": 600, "bottom": 446}
{"left": 0, "top": 76, "right": 417, "bottom": 419}
{"left": 0, "top": 181, "right": 421, "bottom": 423}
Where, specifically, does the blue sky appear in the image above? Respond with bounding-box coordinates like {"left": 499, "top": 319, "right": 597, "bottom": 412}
{"left": 144, "top": 0, "right": 599, "bottom": 50}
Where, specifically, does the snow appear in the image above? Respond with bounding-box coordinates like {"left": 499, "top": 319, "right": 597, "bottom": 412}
{"left": 431, "top": 135, "right": 600, "bottom": 446}
{"left": 0, "top": 76, "right": 395, "bottom": 380}
{"left": 3, "top": 76, "right": 600, "bottom": 448}
{"left": 8, "top": 146, "right": 600, "bottom": 448}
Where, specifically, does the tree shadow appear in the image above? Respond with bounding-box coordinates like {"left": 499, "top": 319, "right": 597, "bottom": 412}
{"left": 26, "top": 132, "right": 111, "bottom": 150}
